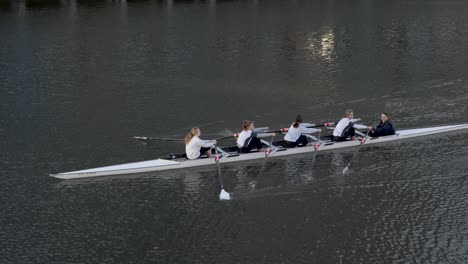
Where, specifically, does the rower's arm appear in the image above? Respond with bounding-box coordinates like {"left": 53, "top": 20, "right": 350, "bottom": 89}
{"left": 253, "top": 127, "right": 269, "bottom": 132}
{"left": 196, "top": 138, "right": 215, "bottom": 148}
{"left": 304, "top": 134, "right": 318, "bottom": 141}
{"left": 354, "top": 124, "right": 368, "bottom": 130}
{"left": 301, "top": 126, "right": 320, "bottom": 134}
{"left": 302, "top": 123, "right": 315, "bottom": 127}
{"left": 257, "top": 132, "right": 276, "bottom": 138}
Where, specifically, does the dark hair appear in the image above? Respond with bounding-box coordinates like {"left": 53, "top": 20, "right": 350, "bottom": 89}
{"left": 295, "top": 115, "right": 303, "bottom": 123}
{"left": 381, "top": 112, "right": 389, "bottom": 117}
{"left": 293, "top": 115, "right": 303, "bottom": 128}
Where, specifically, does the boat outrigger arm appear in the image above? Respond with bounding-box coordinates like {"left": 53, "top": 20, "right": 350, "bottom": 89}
{"left": 50, "top": 124, "right": 468, "bottom": 180}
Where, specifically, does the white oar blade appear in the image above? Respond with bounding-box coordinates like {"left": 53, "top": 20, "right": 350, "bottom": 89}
{"left": 219, "top": 189, "right": 231, "bottom": 200}
{"left": 342, "top": 166, "right": 349, "bottom": 174}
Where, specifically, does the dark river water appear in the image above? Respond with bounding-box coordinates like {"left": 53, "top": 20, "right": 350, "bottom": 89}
{"left": 1, "top": 0, "right": 468, "bottom": 263}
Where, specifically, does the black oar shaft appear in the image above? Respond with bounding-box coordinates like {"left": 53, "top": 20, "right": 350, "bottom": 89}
{"left": 214, "top": 146, "right": 224, "bottom": 188}
{"left": 263, "top": 122, "right": 336, "bottom": 134}
{"left": 215, "top": 135, "right": 235, "bottom": 141}
{"left": 134, "top": 137, "right": 184, "bottom": 141}
{"left": 343, "top": 131, "right": 370, "bottom": 173}
{"left": 311, "top": 130, "right": 321, "bottom": 169}
{"left": 135, "top": 135, "right": 234, "bottom": 142}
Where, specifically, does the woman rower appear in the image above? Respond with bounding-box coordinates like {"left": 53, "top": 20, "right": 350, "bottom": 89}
{"left": 284, "top": 115, "right": 320, "bottom": 148}
{"left": 367, "top": 113, "right": 396, "bottom": 137}
{"left": 236, "top": 120, "right": 273, "bottom": 153}
{"left": 185, "top": 127, "right": 217, "bottom": 160}
{"left": 333, "top": 109, "right": 361, "bottom": 142}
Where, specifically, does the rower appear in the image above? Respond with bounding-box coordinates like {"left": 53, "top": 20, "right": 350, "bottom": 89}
{"left": 333, "top": 109, "right": 361, "bottom": 142}
{"left": 236, "top": 120, "right": 275, "bottom": 153}
{"left": 185, "top": 127, "right": 217, "bottom": 160}
{"left": 284, "top": 115, "right": 320, "bottom": 148}
{"left": 367, "top": 112, "right": 396, "bottom": 137}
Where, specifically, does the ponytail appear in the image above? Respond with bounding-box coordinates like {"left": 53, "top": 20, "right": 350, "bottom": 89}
{"left": 293, "top": 115, "right": 303, "bottom": 128}
{"left": 185, "top": 127, "right": 199, "bottom": 145}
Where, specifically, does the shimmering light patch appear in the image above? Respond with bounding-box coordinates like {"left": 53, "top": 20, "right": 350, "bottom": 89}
{"left": 320, "top": 30, "right": 335, "bottom": 60}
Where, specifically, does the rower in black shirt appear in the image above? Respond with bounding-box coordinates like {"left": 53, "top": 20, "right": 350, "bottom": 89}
{"left": 367, "top": 112, "right": 396, "bottom": 137}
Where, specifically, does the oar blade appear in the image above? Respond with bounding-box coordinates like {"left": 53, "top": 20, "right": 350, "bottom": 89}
{"left": 342, "top": 166, "right": 349, "bottom": 175}
{"left": 133, "top": 136, "right": 185, "bottom": 142}
{"left": 134, "top": 136, "right": 149, "bottom": 140}
{"left": 219, "top": 189, "right": 231, "bottom": 200}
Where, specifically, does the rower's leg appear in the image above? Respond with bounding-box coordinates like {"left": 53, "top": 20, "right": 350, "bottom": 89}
{"left": 297, "top": 135, "right": 309, "bottom": 147}
{"left": 246, "top": 137, "right": 262, "bottom": 152}
{"left": 346, "top": 127, "right": 356, "bottom": 140}
{"left": 239, "top": 147, "right": 250, "bottom": 153}
{"left": 254, "top": 137, "right": 264, "bottom": 150}
{"left": 284, "top": 140, "right": 298, "bottom": 148}
{"left": 333, "top": 136, "right": 345, "bottom": 142}
{"left": 368, "top": 130, "right": 377, "bottom": 137}
{"left": 199, "top": 147, "right": 212, "bottom": 158}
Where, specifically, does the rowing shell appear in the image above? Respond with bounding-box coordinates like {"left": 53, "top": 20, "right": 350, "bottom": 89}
{"left": 50, "top": 124, "right": 468, "bottom": 180}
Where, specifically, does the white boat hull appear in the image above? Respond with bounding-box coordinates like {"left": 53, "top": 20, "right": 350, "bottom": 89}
{"left": 50, "top": 124, "right": 468, "bottom": 180}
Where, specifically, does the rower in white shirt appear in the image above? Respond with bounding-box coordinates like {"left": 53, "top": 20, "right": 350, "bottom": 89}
{"left": 236, "top": 120, "right": 275, "bottom": 153}
{"left": 333, "top": 109, "right": 362, "bottom": 142}
{"left": 284, "top": 115, "right": 320, "bottom": 148}
{"left": 185, "top": 127, "right": 217, "bottom": 160}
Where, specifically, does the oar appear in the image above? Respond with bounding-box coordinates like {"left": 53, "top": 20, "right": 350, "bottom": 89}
{"left": 133, "top": 136, "right": 184, "bottom": 141}
{"left": 310, "top": 130, "right": 321, "bottom": 170}
{"left": 214, "top": 146, "right": 230, "bottom": 200}
{"left": 137, "top": 122, "right": 337, "bottom": 141}
{"left": 134, "top": 135, "right": 235, "bottom": 142}
{"left": 259, "top": 133, "right": 276, "bottom": 171}
{"left": 310, "top": 122, "right": 335, "bottom": 128}
{"left": 249, "top": 134, "right": 276, "bottom": 190}
{"left": 264, "top": 122, "right": 336, "bottom": 134}
{"left": 342, "top": 131, "right": 370, "bottom": 174}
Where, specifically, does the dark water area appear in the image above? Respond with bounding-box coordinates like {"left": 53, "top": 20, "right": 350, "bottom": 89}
{"left": 1, "top": 0, "right": 468, "bottom": 263}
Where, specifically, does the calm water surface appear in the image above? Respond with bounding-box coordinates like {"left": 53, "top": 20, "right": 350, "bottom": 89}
{"left": 1, "top": 0, "right": 468, "bottom": 263}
